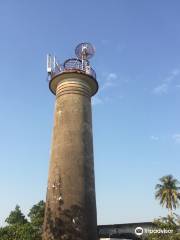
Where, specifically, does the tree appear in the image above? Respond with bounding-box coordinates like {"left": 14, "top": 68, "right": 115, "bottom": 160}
{"left": 145, "top": 215, "right": 180, "bottom": 240}
{"left": 0, "top": 201, "right": 45, "bottom": 240}
{"left": 28, "top": 200, "right": 45, "bottom": 235}
{"left": 5, "top": 205, "right": 27, "bottom": 225}
{"left": 0, "top": 223, "right": 42, "bottom": 240}
{"left": 155, "top": 175, "right": 180, "bottom": 216}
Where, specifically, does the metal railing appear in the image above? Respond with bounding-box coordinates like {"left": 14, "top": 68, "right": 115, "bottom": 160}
{"left": 51, "top": 58, "right": 96, "bottom": 79}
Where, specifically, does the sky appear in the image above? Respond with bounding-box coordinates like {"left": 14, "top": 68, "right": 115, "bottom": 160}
{"left": 0, "top": 0, "right": 180, "bottom": 226}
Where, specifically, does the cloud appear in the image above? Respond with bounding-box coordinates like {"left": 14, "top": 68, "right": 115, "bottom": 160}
{"left": 153, "top": 68, "right": 180, "bottom": 95}
{"left": 107, "top": 73, "right": 117, "bottom": 80}
{"left": 92, "top": 72, "right": 122, "bottom": 106}
{"left": 92, "top": 96, "right": 103, "bottom": 106}
{"left": 150, "top": 135, "right": 159, "bottom": 141}
{"left": 172, "top": 134, "right": 180, "bottom": 144}
{"left": 101, "top": 72, "right": 118, "bottom": 90}
{"left": 153, "top": 83, "right": 168, "bottom": 95}
{"left": 165, "top": 69, "right": 180, "bottom": 83}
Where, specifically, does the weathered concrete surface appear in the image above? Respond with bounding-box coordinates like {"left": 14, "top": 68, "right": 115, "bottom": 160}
{"left": 43, "top": 73, "right": 98, "bottom": 240}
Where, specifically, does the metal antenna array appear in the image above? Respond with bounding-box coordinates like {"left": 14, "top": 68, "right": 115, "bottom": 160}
{"left": 46, "top": 43, "right": 96, "bottom": 80}
{"left": 47, "top": 54, "right": 62, "bottom": 75}
{"left": 75, "top": 42, "right": 95, "bottom": 60}
{"left": 75, "top": 42, "right": 95, "bottom": 72}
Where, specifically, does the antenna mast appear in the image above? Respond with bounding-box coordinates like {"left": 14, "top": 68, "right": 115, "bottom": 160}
{"left": 46, "top": 43, "right": 97, "bottom": 90}
{"left": 75, "top": 42, "right": 95, "bottom": 71}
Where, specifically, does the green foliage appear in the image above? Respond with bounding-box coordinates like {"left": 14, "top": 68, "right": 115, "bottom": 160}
{"left": 149, "top": 175, "right": 180, "bottom": 239}
{"left": 28, "top": 200, "right": 45, "bottom": 237}
{"left": 28, "top": 200, "right": 45, "bottom": 227}
{"left": 5, "top": 205, "right": 27, "bottom": 225}
{"left": 155, "top": 175, "right": 180, "bottom": 216}
{"left": 145, "top": 215, "right": 180, "bottom": 240}
{"left": 0, "top": 223, "right": 42, "bottom": 240}
{"left": 0, "top": 201, "right": 45, "bottom": 240}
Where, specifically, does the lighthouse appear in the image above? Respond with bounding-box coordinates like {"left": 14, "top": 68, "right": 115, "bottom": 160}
{"left": 43, "top": 43, "right": 98, "bottom": 240}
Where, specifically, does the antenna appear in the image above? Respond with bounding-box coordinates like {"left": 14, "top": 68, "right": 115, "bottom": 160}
{"left": 47, "top": 54, "right": 52, "bottom": 74}
{"left": 53, "top": 56, "right": 56, "bottom": 70}
{"left": 47, "top": 43, "right": 97, "bottom": 86}
{"left": 55, "top": 60, "right": 62, "bottom": 72}
{"left": 75, "top": 42, "right": 95, "bottom": 60}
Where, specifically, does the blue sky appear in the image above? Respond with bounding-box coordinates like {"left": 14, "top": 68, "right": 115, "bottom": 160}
{"left": 0, "top": 0, "right": 180, "bottom": 225}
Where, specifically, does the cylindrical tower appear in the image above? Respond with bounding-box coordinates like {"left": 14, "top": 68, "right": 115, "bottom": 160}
{"left": 43, "top": 43, "right": 98, "bottom": 240}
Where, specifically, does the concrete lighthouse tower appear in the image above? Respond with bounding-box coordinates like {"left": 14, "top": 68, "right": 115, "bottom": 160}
{"left": 43, "top": 43, "right": 98, "bottom": 240}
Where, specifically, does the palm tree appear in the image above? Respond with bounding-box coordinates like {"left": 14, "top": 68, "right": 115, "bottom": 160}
{"left": 155, "top": 175, "right": 180, "bottom": 217}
